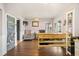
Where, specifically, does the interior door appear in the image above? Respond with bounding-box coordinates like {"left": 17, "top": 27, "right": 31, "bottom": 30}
{"left": 7, "top": 15, "right": 15, "bottom": 51}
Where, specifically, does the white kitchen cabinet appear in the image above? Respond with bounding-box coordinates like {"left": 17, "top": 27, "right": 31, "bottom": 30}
{"left": 66, "top": 9, "right": 74, "bottom": 55}
{"left": 74, "top": 40, "right": 79, "bottom": 56}
{"left": 66, "top": 7, "right": 79, "bottom": 36}
{"left": 66, "top": 7, "right": 79, "bottom": 55}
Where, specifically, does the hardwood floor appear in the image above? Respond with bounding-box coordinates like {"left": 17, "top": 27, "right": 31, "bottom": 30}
{"left": 5, "top": 40, "right": 67, "bottom": 56}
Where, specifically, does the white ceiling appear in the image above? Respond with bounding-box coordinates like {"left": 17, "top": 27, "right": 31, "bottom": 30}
{"left": 4, "top": 3, "right": 79, "bottom": 19}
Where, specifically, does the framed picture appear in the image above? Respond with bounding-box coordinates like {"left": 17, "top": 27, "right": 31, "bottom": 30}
{"left": 32, "top": 21, "right": 39, "bottom": 27}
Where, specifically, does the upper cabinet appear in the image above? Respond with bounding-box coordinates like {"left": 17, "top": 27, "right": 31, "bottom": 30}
{"left": 66, "top": 10, "right": 73, "bottom": 36}
{"left": 66, "top": 8, "right": 79, "bottom": 37}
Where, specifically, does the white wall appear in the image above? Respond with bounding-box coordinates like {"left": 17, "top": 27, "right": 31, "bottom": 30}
{"left": 0, "top": 3, "right": 7, "bottom": 56}
{"left": 74, "top": 6, "right": 79, "bottom": 36}
{"left": 24, "top": 18, "right": 52, "bottom": 33}
{"left": 0, "top": 8, "right": 2, "bottom": 56}
{"left": 2, "top": 5, "right": 7, "bottom": 56}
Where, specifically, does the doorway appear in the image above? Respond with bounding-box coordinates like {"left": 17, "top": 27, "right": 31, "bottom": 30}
{"left": 17, "top": 20, "right": 20, "bottom": 43}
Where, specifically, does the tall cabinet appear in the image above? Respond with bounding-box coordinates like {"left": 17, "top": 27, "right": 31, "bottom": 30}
{"left": 66, "top": 9, "right": 73, "bottom": 55}
{"left": 66, "top": 8, "right": 79, "bottom": 55}
{"left": 66, "top": 8, "right": 79, "bottom": 37}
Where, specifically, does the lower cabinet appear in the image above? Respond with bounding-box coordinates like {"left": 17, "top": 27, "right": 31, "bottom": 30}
{"left": 75, "top": 40, "right": 79, "bottom": 56}
{"left": 75, "top": 47, "right": 79, "bottom": 56}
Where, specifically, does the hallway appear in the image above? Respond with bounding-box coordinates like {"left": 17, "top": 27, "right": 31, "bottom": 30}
{"left": 5, "top": 40, "right": 66, "bottom": 56}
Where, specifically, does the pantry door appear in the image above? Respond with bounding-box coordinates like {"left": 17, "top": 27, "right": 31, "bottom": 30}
{"left": 7, "top": 14, "right": 15, "bottom": 51}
